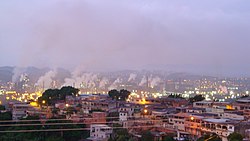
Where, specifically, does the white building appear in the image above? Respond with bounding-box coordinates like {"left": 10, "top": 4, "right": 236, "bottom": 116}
{"left": 169, "top": 113, "right": 189, "bottom": 131}
{"left": 89, "top": 124, "right": 112, "bottom": 141}
{"left": 201, "top": 118, "right": 235, "bottom": 141}
{"left": 119, "top": 111, "right": 128, "bottom": 121}
{"left": 12, "top": 103, "right": 31, "bottom": 120}
{"left": 119, "top": 104, "right": 135, "bottom": 116}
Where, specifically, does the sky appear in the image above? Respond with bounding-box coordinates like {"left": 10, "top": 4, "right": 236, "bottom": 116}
{"left": 0, "top": 0, "right": 250, "bottom": 76}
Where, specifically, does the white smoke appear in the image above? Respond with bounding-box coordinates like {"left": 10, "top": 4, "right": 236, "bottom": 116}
{"left": 99, "top": 77, "right": 109, "bottom": 89}
{"left": 63, "top": 68, "right": 84, "bottom": 87}
{"left": 139, "top": 76, "right": 147, "bottom": 86}
{"left": 128, "top": 73, "right": 137, "bottom": 82}
{"left": 12, "top": 67, "right": 26, "bottom": 82}
{"left": 63, "top": 68, "right": 99, "bottom": 89}
{"left": 37, "top": 70, "right": 57, "bottom": 89}
{"left": 149, "top": 76, "right": 161, "bottom": 88}
{"left": 19, "top": 73, "right": 28, "bottom": 82}
{"left": 108, "top": 78, "right": 122, "bottom": 90}
{"left": 63, "top": 78, "right": 76, "bottom": 87}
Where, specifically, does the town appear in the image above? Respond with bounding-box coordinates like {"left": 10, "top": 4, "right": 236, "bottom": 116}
{"left": 1, "top": 0, "right": 249, "bottom": 140}
{"left": 0, "top": 83, "right": 249, "bottom": 141}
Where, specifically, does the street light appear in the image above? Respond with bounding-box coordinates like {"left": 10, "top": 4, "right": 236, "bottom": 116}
{"left": 190, "top": 116, "right": 194, "bottom": 121}
{"left": 42, "top": 100, "right": 46, "bottom": 104}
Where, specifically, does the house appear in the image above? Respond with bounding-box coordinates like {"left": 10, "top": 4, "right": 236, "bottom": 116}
{"left": 88, "top": 124, "right": 112, "bottom": 141}
{"left": 119, "top": 111, "right": 128, "bottom": 121}
{"left": 12, "top": 103, "right": 32, "bottom": 120}
{"left": 169, "top": 113, "right": 189, "bottom": 131}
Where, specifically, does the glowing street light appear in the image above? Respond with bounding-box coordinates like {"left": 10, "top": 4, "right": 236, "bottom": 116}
{"left": 42, "top": 100, "right": 46, "bottom": 104}
{"left": 190, "top": 116, "right": 194, "bottom": 121}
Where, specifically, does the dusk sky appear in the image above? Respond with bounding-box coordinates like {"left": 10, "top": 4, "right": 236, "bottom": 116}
{"left": 1, "top": 0, "right": 250, "bottom": 76}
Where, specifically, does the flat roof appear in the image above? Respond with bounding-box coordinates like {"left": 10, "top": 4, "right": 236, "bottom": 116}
{"left": 203, "top": 118, "right": 230, "bottom": 123}
{"left": 91, "top": 124, "right": 111, "bottom": 127}
{"left": 194, "top": 101, "right": 213, "bottom": 104}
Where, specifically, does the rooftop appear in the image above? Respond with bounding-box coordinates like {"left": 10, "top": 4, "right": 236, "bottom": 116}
{"left": 203, "top": 118, "right": 230, "bottom": 123}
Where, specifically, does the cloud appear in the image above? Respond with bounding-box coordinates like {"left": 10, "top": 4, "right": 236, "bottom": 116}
{"left": 0, "top": 0, "right": 250, "bottom": 75}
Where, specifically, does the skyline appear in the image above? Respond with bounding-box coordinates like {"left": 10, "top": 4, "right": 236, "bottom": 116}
{"left": 1, "top": 0, "right": 250, "bottom": 76}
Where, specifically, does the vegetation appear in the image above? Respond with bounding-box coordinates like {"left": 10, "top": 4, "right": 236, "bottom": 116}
{"left": 0, "top": 115, "right": 89, "bottom": 141}
{"left": 0, "top": 111, "right": 12, "bottom": 120}
{"left": 38, "top": 86, "right": 79, "bottom": 106}
{"left": 163, "top": 136, "right": 175, "bottom": 141}
{"left": 108, "top": 124, "right": 132, "bottom": 141}
{"left": 168, "top": 94, "right": 184, "bottom": 99}
{"left": 0, "top": 105, "right": 6, "bottom": 111}
{"left": 66, "top": 107, "right": 77, "bottom": 115}
{"left": 227, "top": 132, "right": 243, "bottom": 141}
{"left": 189, "top": 95, "right": 205, "bottom": 103}
{"left": 141, "top": 130, "right": 154, "bottom": 141}
{"left": 240, "top": 95, "right": 249, "bottom": 99}
{"left": 197, "top": 133, "right": 222, "bottom": 141}
{"left": 108, "top": 89, "right": 131, "bottom": 101}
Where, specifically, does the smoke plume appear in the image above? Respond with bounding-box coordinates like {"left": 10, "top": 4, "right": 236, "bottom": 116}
{"left": 37, "top": 70, "right": 57, "bottom": 89}
{"left": 128, "top": 73, "right": 137, "bottom": 82}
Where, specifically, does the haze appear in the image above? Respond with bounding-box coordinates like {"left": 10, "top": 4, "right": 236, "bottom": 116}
{"left": 1, "top": 0, "right": 250, "bottom": 76}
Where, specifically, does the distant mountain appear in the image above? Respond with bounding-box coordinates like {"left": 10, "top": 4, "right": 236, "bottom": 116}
{"left": 55, "top": 68, "right": 71, "bottom": 84}
{"left": 0, "top": 66, "right": 14, "bottom": 83}
{"left": 24, "top": 67, "right": 50, "bottom": 84}
{"left": 0, "top": 66, "right": 71, "bottom": 84}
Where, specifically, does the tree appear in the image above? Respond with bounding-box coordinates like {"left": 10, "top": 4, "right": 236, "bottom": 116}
{"left": 109, "top": 124, "right": 132, "bottom": 141}
{"left": 141, "top": 130, "right": 154, "bottom": 141}
{"left": 0, "top": 115, "right": 43, "bottom": 141}
{"left": 45, "top": 136, "right": 65, "bottom": 141}
{"left": 108, "top": 89, "right": 130, "bottom": 101}
{"left": 108, "top": 89, "right": 120, "bottom": 100}
{"left": 168, "top": 94, "right": 184, "bottom": 99}
{"left": 189, "top": 95, "right": 205, "bottom": 103}
{"left": 66, "top": 107, "right": 77, "bottom": 115}
{"left": 228, "top": 132, "right": 243, "bottom": 141}
{"left": 0, "top": 116, "right": 89, "bottom": 141}
{"left": 0, "top": 105, "right": 5, "bottom": 110}
{"left": 163, "top": 136, "right": 175, "bottom": 141}
{"left": 38, "top": 86, "right": 79, "bottom": 106}
{"left": 197, "top": 133, "right": 222, "bottom": 141}
{"left": 59, "top": 86, "right": 79, "bottom": 100}
{"left": 240, "top": 95, "right": 249, "bottom": 99}
{"left": 52, "top": 108, "right": 60, "bottom": 116}
{"left": 0, "top": 111, "right": 12, "bottom": 120}
{"left": 38, "top": 89, "right": 60, "bottom": 106}
{"left": 116, "top": 135, "right": 127, "bottom": 141}
{"left": 119, "top": 89, "right": 131, "bottom": 101}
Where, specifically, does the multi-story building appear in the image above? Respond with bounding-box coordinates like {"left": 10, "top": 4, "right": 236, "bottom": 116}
{"left": 200, "top": 119, "right": 235, "bottom": 141}
{"left": 88, "top": 124, "right": 112, "bottom": 141}
{"left": 169, "top": 113, "right": 188, "bottom": 131}
{"left": 169, "top": 111, "right": 244, "bottom": 141}
{"left": 12, "top": 103, "right": 31, "bottom": 120}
